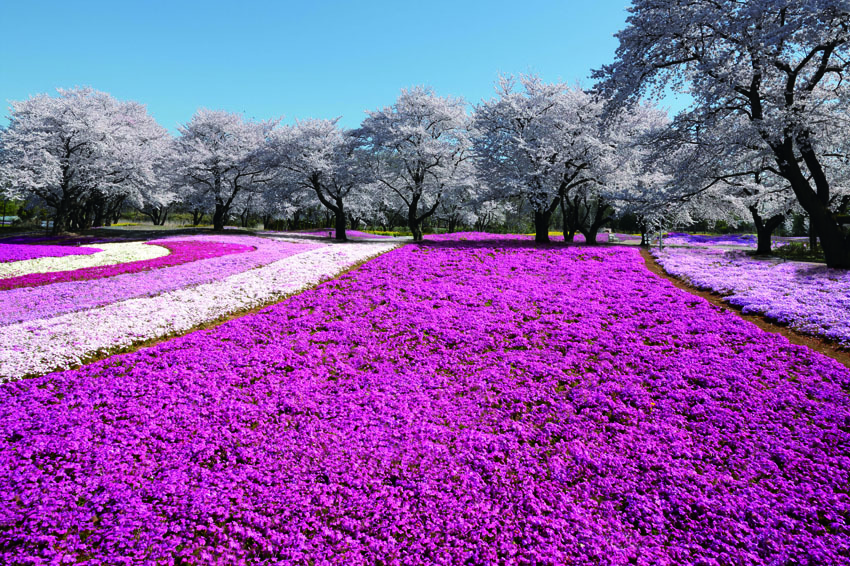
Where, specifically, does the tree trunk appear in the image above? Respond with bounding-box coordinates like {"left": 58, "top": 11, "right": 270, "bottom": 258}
{"left": 348, "top": 213, "right": 360, "bottom": 231}
{"left": 560, "top": 194, "right": 582, "bottom": 243}
{"left": 808, "top": 223, "right": 819, "bottom": 254}
{"left": 749, "top": 206, "right": 783, "bottom": 255}
{"left": 92, "top": 201, "right": 106, "bottom": 228}
{"left": 409, "top": 216, "right": 423, "bottom": 241}
{"left": 772, "top": 142, "right": 850, "bottom": 267}
{"left": 212, "top": 171, "right": 229, "bottom": 232}
{"left": 51, "top": 203, "right": 69, "bottom": 236}
{"left": 79, "top": 205, "right": 94, "bottom": 231}
{"left": 448, "top": 215, "right": 458, "bottom": 234}
{"left": 534, "top": 210, "right": 552, "bottom": 243}
{"left": 213, "top": 203, "right": 228, "bottom": 231}
{"left": 534, "top": 197, "right": 561, "bottom": 244}
{"left": 578, "top": 199, "right": 613, "bottom": 246}
{"left": 334, "top": 206, "right": 347, "bottom": 241}
{"left": 408, "top": 196, "right": 424, "bottom": 242}
{"left": 559, "top": 195, "right": 571, "bottom": 243}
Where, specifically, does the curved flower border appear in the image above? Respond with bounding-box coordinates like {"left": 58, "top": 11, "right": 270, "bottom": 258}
{"left": 0, "top": 241, "right": 401, "bottom": 380}
{"left": 0, "top": 240, "right": 253, "bottom": 291}
{"left": 652, "top": 247, "right": 850, "bottom": 346}
{"left": 0, "top": 243, "right": 103, "bottom": 263}
{"left": 0, "top": 236, "right": 320, "bottom": 325}
{"left": 0, "top": 242, "right": 169, "bottom": 279}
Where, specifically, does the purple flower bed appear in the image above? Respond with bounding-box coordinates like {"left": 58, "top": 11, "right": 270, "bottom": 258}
{"left": 0, "top": 235, "right": 848, "bottom": 564}
{"left": 0, "top": 243, "right": 103, "bottom": 263}
{"left": 0, "top": 240, "right": 253, "bottom": 291}
{"left": 427, "top": 232, "right": 612, "bottom": 244}
{"left": 295, "top": 229, "right": 394, "bottom": 239}
{"left": 0, "top": 236, "right": 322, "bottom": 325}
{"left": 653, "top": 247, "right": 850, "bottom": 346}
{"left": 0, "top": 234, "right": 118, "bottom": 246}
{"left": 662, "top": 232, "right": 801, "bottom": 249}
{"left": 664, "top": 232, "right": 758, "bottom": 247}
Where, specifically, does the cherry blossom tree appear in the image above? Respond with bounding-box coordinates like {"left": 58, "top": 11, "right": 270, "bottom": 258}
{"left": 176, "top": 110, "right": 278, "bottom": 231}
{"left": 0, "top": 88, "right": 168, "bottom": 234}
{"left": 270, "top": 119, "right": 369, "bottom": 241}
{"left": 473, "top": 76, "right": 612, "bottom": 243}
{"left": 129, "top": 139, "right": 183, "bottom": 226}
{"left": 594, "top": 1, "right": 850, "bottom": 267}
{"left": 604, "top": 103, "right": 688, "bottom": 245}
{"left": 357, "top": 87, "right": 472, "bottom": 241}
{"left": 660, "top": 118, "right": 798, "bottom": 254}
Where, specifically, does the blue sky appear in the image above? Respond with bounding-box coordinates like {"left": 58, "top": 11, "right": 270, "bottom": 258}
{"left": 0, "top": 0, "right": 684, "bottom": 132}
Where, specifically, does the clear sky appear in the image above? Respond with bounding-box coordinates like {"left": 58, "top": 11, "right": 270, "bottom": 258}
{"left": 0, "top": 0, "right": 679, "bottom": 132}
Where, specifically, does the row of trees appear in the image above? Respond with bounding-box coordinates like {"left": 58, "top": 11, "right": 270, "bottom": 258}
{"left": 2, "top": 2, "right": 850, "bottom": 267}
{"left": 0, "top": 83, "right": 671, "bottom": 245}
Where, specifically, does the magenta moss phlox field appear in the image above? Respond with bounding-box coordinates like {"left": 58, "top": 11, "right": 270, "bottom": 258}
{"left": 0, "top": 240, "right": 253, "bottom": 290}
{"left": 0, "top": 236, "right": 847, "bottom": 564}
{"left": 0, "top": 243, "right": 103, "bottom": 262}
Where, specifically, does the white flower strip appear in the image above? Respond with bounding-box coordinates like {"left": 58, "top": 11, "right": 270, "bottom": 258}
{"left": 0, "top": 242, "right": 170, "bottom": 278}
{"left": 0, "top": 241, "right": 401, "bottom": 381}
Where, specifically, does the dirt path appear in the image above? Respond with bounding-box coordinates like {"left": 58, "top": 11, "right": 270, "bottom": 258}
{"left": 638, "top": 246, "right": 850, "bottom": 369}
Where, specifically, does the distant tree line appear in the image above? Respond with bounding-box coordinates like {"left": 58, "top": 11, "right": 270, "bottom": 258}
{"left": 2, "top": 3, "right": 849, "bottom": 267}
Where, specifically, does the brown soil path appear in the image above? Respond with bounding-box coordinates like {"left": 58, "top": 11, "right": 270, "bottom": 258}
{"left": 638, "top": 247, "right": 850, "bottom": 369}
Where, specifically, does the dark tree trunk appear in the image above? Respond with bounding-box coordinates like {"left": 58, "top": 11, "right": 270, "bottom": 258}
{"left": 51, "top": 212, "right": 65, "bottom": 236}
{"left": 334, "top": 206, "right": 347, "bottom": 241}
{"left": 192, "top": 208, "right": 204, "bottom": 227}
{"left": 348, "top": 213, "right": 361, "bottom": 231}
{"left": 50, "top": 156, "right": 75, "bottom": 235}
{"left": 639, "top": 218, "right": 650, "bottom": 247}
{"left": 578, "top": 199, "right": 613, "bottom": 246}
{"left": 448, "top": 214, "right": 459, "bottom": 234}
{"left": 749, "top": 206, "right": 784, "bottom": 255}
{"left": 770, "top": 139, "right": 850, "bottom": 267}
{"left": 309, "top": 175, "right": 348, "bottom": 241}
{"left": 51, "top": 200, "right": 70, "bottom": 236}
{"left": 559, "top": 194, "right": 570, "bottom": 243}
{"left": 107, "top": 196, "right": 126, "bottom": 227}
{"left": 534, "top": 197, "right": 561, "bottom": 243}
{"left": 560, "top": 194, "right": 582, "bottom": 243}
{"left": 213, "top": 203, "right": 228, "bottom": 231}
{"left": 211, "top": 171, "right": 231, "bottom": 232}
{"left": 92, "top": 199, "right": 107, "bottom": 228}
{"left": 534, "top": 210, "right": 552, "bottom": 243}
{"left": 808, "top": 223, "right": 819, "bottom": 254}
{"left": 79, "top": 205, "right": 94, "bottom": 231}
{"left": 409, "top": 208, "right": 423, "bottom": 241}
